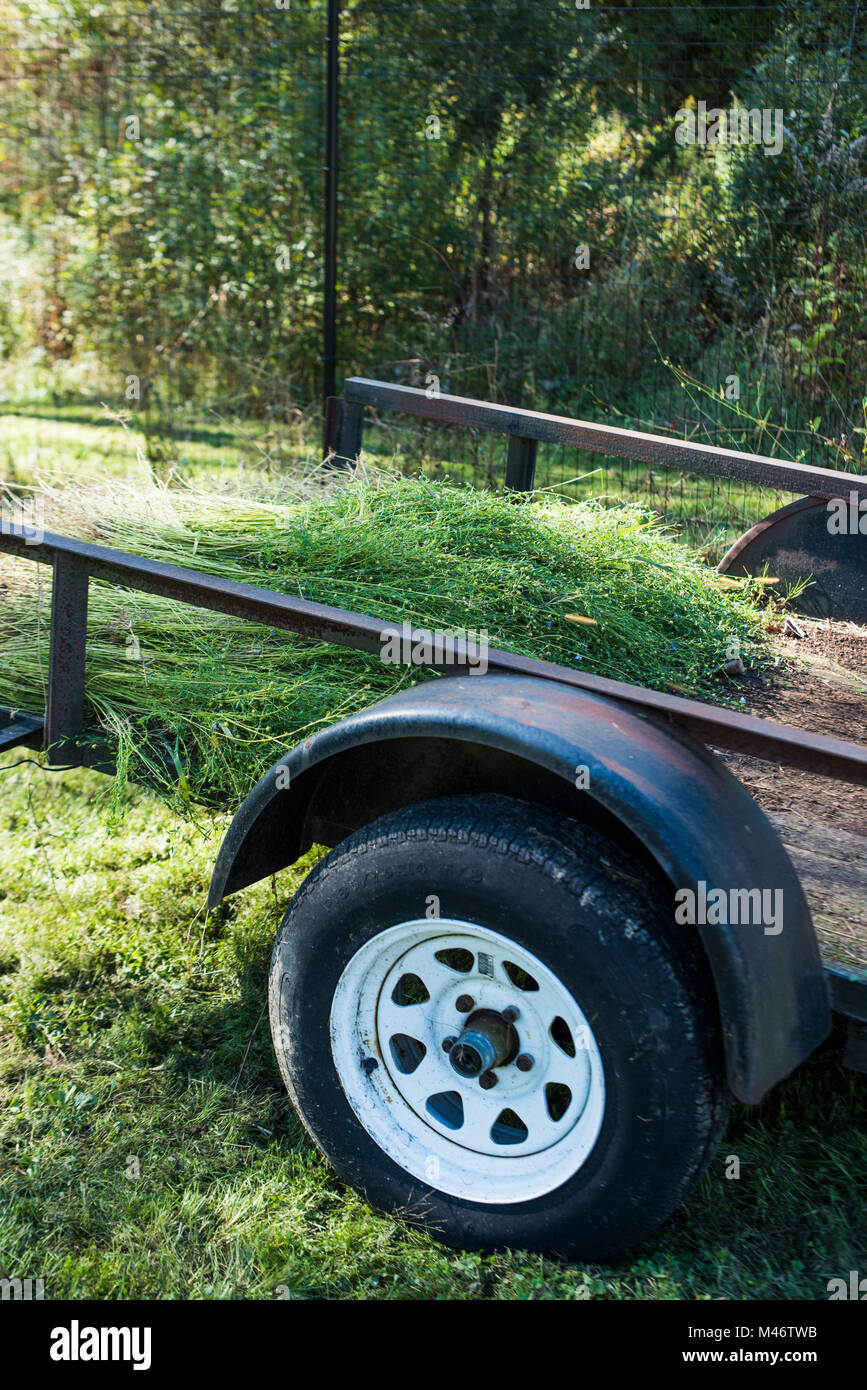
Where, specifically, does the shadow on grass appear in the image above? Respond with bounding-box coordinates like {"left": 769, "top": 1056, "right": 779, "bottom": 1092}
{"left": 2, "top": 401, "right": 245, "bottom": 451}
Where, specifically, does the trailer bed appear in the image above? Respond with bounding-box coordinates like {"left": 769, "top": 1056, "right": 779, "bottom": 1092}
{"left": 718, "top": 619, "right": 867, "bottom": 980}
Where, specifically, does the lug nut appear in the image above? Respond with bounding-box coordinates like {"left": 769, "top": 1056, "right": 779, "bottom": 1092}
{"left": 479, "top": 1070, "right": 498, "bottom": 1089}
{"left": 516, "top": 1053, "right": 534, "bottom": 1072}
{"left": 502, "top": 1006, "right": 519, "bottom": 1024}
{"left": 442, "top": 1036, "right": 457, "bottom": 1053}
{"left": 455, "top": 994, "right": 474, "bottom": 1013}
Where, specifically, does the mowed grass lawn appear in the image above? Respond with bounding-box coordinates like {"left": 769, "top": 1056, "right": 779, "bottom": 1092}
{"left": 0, "top": 752, "right": 864, "bottom": 1300}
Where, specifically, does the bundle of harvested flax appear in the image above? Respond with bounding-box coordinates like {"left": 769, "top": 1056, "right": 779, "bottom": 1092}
{"left": 0, "top": 468, "right": 769, "bottom": 809}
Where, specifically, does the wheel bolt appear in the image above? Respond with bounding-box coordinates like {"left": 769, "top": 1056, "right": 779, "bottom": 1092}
{"left": 479, "top": 1070, "right": 498, "bottom": 1089}
{"left": 516, "top": 1053, "right": 534, "bottom": 1072}
{"left": 442, "top": 1036, "right": 457, "bottom": 1053}
{"left": 455, "top": 994, "right": 474, "bottom": 1013}
{"left": 502, "top": 1006, "right": 519, "bottom": 1023}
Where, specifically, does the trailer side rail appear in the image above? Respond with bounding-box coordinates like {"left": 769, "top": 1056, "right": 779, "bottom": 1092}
{"left": 331, "top": 377, "right": 867, "bottom": 502}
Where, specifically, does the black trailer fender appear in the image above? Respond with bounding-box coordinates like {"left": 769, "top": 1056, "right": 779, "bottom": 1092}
{"left": 208, "top": 672, "right": 830, "bottom": 1103}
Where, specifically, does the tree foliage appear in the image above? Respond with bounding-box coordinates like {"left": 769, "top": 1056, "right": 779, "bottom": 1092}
{"left": 0, "top": 0, "right": 863, "bottom": 444}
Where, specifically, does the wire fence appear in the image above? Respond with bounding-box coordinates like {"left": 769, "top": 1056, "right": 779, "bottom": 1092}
{"left": 0, "top": 1, "right": 864, "bottom": 555}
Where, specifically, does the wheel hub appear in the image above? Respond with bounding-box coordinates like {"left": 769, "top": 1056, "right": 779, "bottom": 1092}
{"left": 448, "top": 1009, "right": 518, "bottom": 1078}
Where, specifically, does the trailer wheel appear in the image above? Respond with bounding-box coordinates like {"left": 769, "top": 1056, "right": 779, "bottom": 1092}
{"left": 268, "top": 794, "right": 730, "bottom": 1259}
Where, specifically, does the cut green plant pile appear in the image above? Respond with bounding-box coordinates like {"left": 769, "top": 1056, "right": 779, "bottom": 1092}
{"left": 0, "top": 469, "right": 770, "bottom": 808}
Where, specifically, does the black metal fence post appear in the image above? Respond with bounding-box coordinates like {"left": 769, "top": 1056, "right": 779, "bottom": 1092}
{"left": 322, "top": 0, "right": 339, "bottom": 449}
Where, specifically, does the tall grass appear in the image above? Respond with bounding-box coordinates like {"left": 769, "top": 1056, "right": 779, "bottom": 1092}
{"left": 0, "top": 468, "right": 770, "bottom": 808}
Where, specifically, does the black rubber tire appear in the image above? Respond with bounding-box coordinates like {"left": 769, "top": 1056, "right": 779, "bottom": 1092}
{"left": 268, "top": 794, "right": 730, "bottom": 1260}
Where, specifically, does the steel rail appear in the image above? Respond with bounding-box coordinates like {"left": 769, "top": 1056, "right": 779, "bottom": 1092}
{"left": 343, "top": 377, "right": 867, "bottom": 503}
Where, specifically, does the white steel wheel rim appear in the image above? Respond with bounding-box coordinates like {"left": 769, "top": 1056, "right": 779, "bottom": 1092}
{"left": 329, "top": 919, "right": 606, "bottom": 1204}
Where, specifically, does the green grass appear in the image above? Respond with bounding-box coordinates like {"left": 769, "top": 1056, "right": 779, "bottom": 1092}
{"left": 0, "top": 753, "right": 864, "bottom": 1300}
{"left": 0, "top": 399, "right": 323, "bottom": 492}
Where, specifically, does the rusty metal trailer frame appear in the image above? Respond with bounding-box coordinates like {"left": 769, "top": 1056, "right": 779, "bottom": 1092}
{"left": 0, "top": 522, "right": 865, "bottom": 1036}
{"left": 2, "top": 380, "right": 867, "bottom": 1042}
{"left": 328, "top": 377, "right": 867, "bottom": 504}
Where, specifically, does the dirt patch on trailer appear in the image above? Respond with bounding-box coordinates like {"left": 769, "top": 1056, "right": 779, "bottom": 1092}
{"left": 715, "top": 617, "right": 867, "bottom": 977}
{"left": 781, "top": 621, "right": 867, "bottom": 680}
{"left": 754, "top": 619, "right": 867, "bottom": 738}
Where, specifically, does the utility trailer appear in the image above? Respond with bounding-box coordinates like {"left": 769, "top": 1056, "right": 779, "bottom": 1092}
{"left": 1, "top": 382, "right": 866, "bottom": 1260}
